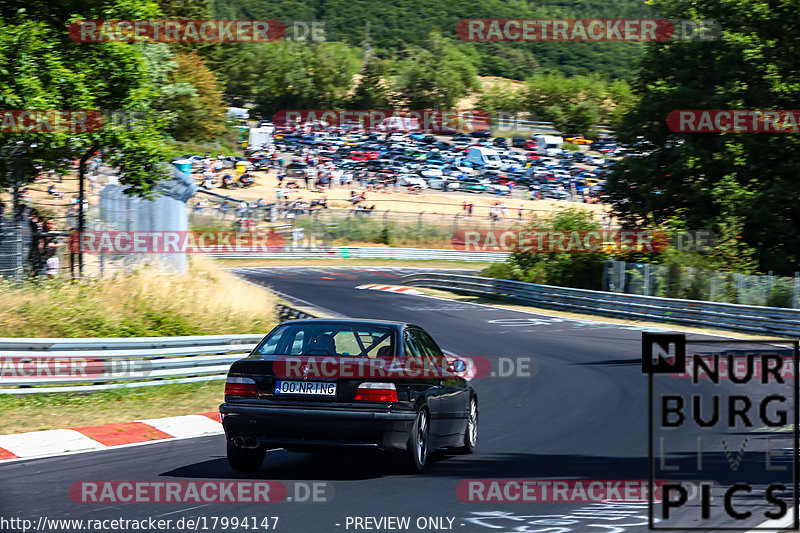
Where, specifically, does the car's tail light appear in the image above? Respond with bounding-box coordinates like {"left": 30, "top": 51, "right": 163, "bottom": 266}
{"left": 354, "top": 382, "right": 398, "bottom": 402}
{"left": 225, "top": 376, "right": 258, "bottom": 397}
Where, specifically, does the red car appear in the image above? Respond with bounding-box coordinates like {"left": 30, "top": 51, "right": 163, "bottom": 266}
{"left": 348, "top": 151, "right": 379, "bottom": 161}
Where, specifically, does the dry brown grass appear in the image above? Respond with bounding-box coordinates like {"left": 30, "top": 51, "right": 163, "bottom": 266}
{"left": 0, "top": 257, "right": 276, "bottom": 337}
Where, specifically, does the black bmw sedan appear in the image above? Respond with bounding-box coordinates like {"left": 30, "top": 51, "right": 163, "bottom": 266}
{"left": 220, "top": 319, "right": 478, "bottom": 473}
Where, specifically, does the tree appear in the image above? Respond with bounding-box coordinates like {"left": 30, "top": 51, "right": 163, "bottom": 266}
{"left": 349, "top": 23, "right": 392, "bottom": 108}
{"left": 218, "top": 41, "right": 359, "bottom": 115}
{"left": 475, "top": 82, "right": 525, "bottom": 114}
{"left": 605, "top": 0, "right": 800, "bottom": 274}
{"left": 393, "top": 29, "right": 479, "bottom": 109}
{"left": 481, "top": 45, "right": 538, "bottom": 80}
{"left": 168, "top": 51, "right": 227, "bottom": 141}
{"left": 482, "top": 208, "right": 609, "bottom": 289}
{"left": 0, "top": 3, "right": 170, "bottom": 197}
{"left": 521, "top": 72, "right": 630, "bottom": 134}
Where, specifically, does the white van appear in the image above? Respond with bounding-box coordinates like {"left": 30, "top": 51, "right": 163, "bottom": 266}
{"left": 533, "top": 135, "right": 564, "bottom": 156}
{"left": 248, "top": 126, "right": 274, "bottom": 149}
{"left": 466, "top": 146, "right": 503, "bottom": 169}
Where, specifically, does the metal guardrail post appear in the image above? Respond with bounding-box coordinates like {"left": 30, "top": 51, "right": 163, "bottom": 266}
{"left": 13, "top": 215, "right": 23, "bottom": 283}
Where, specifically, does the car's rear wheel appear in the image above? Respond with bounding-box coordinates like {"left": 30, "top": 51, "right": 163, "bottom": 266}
{"left": 227, "top": 440, "right": 266, "bottom": 473}
{"left": 458, "top": 398, "right": 478, "bottom": 454}
{"left": 396, "top": 409, "right": 429, "bottom": 473}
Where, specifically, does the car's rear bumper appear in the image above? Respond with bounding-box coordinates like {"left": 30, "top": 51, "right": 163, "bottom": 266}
{"left": 219, "top": 403, "right": 416, "bottom": 451}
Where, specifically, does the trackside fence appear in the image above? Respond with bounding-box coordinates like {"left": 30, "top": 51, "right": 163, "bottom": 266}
{"left": 0, "top": 302, "right": 323, "bottom": 394}
{"left": 401, "top": 272, "right": 800, "bottom": 337}
{"left": 0, "top": 334, "right": 263, "bottom": 394}
{"left": 204, "top": 246, "right": 509, "bottom": 262}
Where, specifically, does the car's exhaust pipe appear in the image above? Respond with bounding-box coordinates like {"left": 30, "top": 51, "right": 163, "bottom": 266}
{"left": 233, "top": 436, "right": 260, "bottom": 449}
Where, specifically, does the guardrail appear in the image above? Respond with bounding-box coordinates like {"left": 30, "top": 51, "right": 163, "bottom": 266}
{"left": 0, "top": 334, "right": 263, "bottom": 394}
{"left": 204, "top": 246, "right": 510, "bottom": 262}
{"left": 401, "top": 273, "right": 800, "bottom": 337}
{"left": 0, "top": 304, "right": 318, "bottom": 394}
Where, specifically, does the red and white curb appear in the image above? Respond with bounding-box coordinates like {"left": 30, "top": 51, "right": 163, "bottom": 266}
{"left": 355, "top": 284, "right": 422, "bottom": 295}
{"left": 0, "top": 412, "right": 223, "bottom": 462}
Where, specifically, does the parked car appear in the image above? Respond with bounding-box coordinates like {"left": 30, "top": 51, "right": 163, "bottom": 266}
{"left": 397, "top": 174, "right": 428, "bottom": 188}
{"left": 480, "top": 179, "right": 511, "bottom": 195}
{"left": 492, "top": 137, "right": 508, "bottom": 147}
{"left": 458, "top": 178, "right": 488, "bottom": 193}
{"left": 511, "top": 137, "right": 528, "bottom": 148}
{"left": 564, "top": 135, "right": 594, "bottom": 145}
{"left": 427, "top": 177, "right": 460, "bottom": 191}
{"left": 468, "top": 129, "right": 492, "bottom": 138}
{"left": 418, "top": 166, "right": 444, "bottom": 179}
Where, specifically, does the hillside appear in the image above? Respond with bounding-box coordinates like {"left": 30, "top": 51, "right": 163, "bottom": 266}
{"left": 210, "top": 0, "right": 658, "bottom": 80}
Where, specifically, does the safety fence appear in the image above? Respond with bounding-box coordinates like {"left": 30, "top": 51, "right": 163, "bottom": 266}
{"left": 0, "top": 302, "right": 326, "bottom": 394}
{"left": 0, "top": 334, "right": 263, "bottom": 394}
{"left": 401, "top": 272, "right": 800, "bottom": 337}
{"left": 603, "top": 259, "right": 800, "bottom": 308}
{"left": 203, "top": 246, "right": 509, "bottom": 262}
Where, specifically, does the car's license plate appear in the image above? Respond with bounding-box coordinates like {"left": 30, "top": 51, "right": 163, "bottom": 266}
{"left": 274, "top": 381, "right": 337, "bottom": 396}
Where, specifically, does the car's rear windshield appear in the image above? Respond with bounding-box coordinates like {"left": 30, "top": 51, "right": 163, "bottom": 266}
{"left": 253, "top": 324, "right": 394, "bottom": 358}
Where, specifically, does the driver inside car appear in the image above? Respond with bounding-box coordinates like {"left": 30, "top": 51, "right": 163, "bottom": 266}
{"left": 307, "top": 332, "right": 337, "bottom": 355}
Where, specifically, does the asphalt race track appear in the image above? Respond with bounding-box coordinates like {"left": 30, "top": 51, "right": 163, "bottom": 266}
{"left": 1, "top": 267, "right": 794, "bottom": 532}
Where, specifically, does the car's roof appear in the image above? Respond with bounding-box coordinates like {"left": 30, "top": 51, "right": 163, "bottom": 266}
{"left": 279, "top": 318, "right": 414, "bottom": 329}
